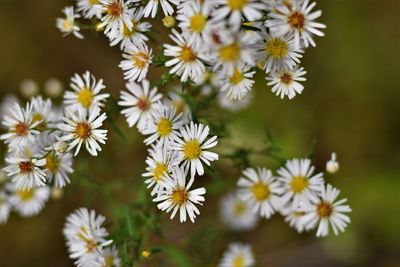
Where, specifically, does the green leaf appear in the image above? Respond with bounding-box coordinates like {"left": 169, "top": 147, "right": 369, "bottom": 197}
{"left": 165, "top": 247, "right": 193, "bottom": 267}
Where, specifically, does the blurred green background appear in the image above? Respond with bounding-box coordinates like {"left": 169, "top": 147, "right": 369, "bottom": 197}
{"left": 0, "top": 0, "right": 400, "bottom": 266}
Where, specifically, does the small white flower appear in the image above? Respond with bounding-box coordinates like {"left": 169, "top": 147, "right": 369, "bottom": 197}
{"left": 0, "top": 95, "right": 19, "bottom": 126}
{"left": 164, "top": 90, "right": 192, "bottom": 121}
{"left": 44, "top": 78, "right": 64, "bottom": 98}
{"left": 118, "top": 80, "right": 162, "bottom": 130}
{"left": 219, "top": 65, "right": 255, "bottom": 100}
{"left": 218, "top": 243, "right": 255, "bottom": 267}
{"left": 20, "top": 79, "right": 39, "bottom": 98}
{"left": 266, "top": 66, "right": 306, "bottom": 99}
{"left": 9, "top": 184, "right": 50, "bottom": 217}
{"left": 0, "top": 190, "right": 11, "bottom": 224}
{"left": 99, "top": 0, "right": 133, "bottom": 39}
{"left": 56, "top": 6, "right": 83, "bottom": 39}
{"left": 301, "top": 184, "right": 351, "bottom": 237}
{"left": 143, "top": 0, "right": 180, "bottom": 18}
{"left": 237, "top": 167, "right": 283, "bottom": 218}
{"left": 76, "top": 0, "right": 103, "bottom": 19}
{"left": 44, "top": 151, "right": 74, "bottom": 188}
{"left": 64, "top": 71, "right": 110, "bottom": 112}
{"left": 218, "top": 90, "right": 253, "bottom": 112}
{"left": 58, "top": 107, "right": 108, "bottom": 156}
{"left": 277, "top": 158, "right": 325, "bottom": 209}
{"left": 53, "top": 139, "right": 69, "bottom": 155}
{"left": 30, "top": 96, "right": 56, "bottom": 132}
{"left": 63, "top": 208, "right": 113, "bottom": 267}
{"left": 119, "top": 42, "right": 153, "bottom": 82}
{"left": 266, "top": 0, "right": 326, "bottom": 48}
{"left": 220, "top": 192, "right": 259, "bottom": 231}
{"left": 164, "top": 29, "right": 208, "bottom": 82}
{"left": 154, "top": 166, "right": 206, "bottom": 223}
{"left": 170, "top": 121, "right": 219, "bottom": 178}
{"left": 94, "top": 245, "right": 121, "bottom": 267}
{"left": 279, "top": 204, "right": 308, "bottom": 233}
{"left": 326, "top": 152, "right": 339, "bottom": 174}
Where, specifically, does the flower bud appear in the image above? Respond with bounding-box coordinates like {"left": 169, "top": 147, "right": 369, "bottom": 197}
{"left": 162, "top": 16, "right": 176, "bottom": 28}
{"left": 326, "top": 153, "right": 339, "bottom": 174}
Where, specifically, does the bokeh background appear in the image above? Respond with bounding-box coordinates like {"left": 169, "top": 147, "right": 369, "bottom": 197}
{"left": 0, "top": 0, "right": 399, "bottom": 266}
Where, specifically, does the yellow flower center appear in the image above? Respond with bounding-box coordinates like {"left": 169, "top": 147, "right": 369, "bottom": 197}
{"left": 154, "top": 163, "right": 168, "bottom": 181}
{"left": 32, "top": 113, "right": 46, "bottom": 131}
{"left": 63, "top": 20, "right": 72, "bottom": 31}
{"left": 157, "top": 118, "right": 172, "bottom": 137}
{"left": 180, "top": 46, "right": 196, "bottom": 62}
{"left": 266, "top": 38, "right": 288, "bottom": 59}
{"left": 17, "top": 189, "right": 35, "bottom": 202}
{"left": 190, "top": 13, "right": 207, "bottom": 32}
{"left": 229, "top": 68, "right": 244, "bottom": 85}
{"left": 131, "top": 51, "right": 149, "bottom": 69}
{"left": 45, "top": 154, "right": 60, "bottom": 173}
{"left": 219, "top": 43, "right": 240, "bottom": 62}
{"left": 232, "top": 255, "right": 246, "bottom": 267}
{"left": 290, "top": 176, "right": 309, "bottom": 193}
{"left": 288, "top": 11, "right": 305, "bottom": 29}
{"left": 233, "top": 200, "right": 247, "bottom": 216}
{"left": 75, "top": 122, "right": 91, "bottom": 140}
{"left": 89, "top": 0, "right": 100, "bottom": 5}
{"left": 173, "top": 100, "right": 185, "bottom": 114}
{"left": 18, "top": 161, "right": 33, "bottom": 174}
{"left": 14, "top": 122, "right": 28, "bottom": 136}
{"left": 251, "top": 182, "right": 270, "bottom": 201}
{"left": 227, "top": 0, "right": 248, "bottom": 10}
{"left": 142, "top": 250, "right": 152, "bottom": 258}
{"left": 183, "top": 140, "right": 201, "bottom": 160}
{"left": 104, "top": 255, "right": 114, "bottom": 267}
{"left": 171, "top": 188, "right": 189, "bottom": 205}
{"left": 77, "top": 88, "right": 94, "bottom": 108}
{"left": 280, "top": 73, "right": 293, "bottom": 85}
{"left": 317, "top": 202, "right": 333, "bottom": 218}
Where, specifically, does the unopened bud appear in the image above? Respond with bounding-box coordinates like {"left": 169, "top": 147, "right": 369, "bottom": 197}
{"left": 326, "top": 153, "right": 339, "bottom": 174}
{"left": 162, "top": 16, "right": 176, "bottom": 28}
{"left": 45, "top": 78, "right": 63, "bottom": 98}
{"left": 141, "top": 250, "right": 151, "bottom": 258}
{"left": 20, "top": 79, "right": 39, "bottom": 98}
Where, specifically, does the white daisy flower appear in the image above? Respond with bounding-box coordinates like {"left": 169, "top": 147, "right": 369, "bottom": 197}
{"left": 255, "top": 31, "right": 303, "bottom": 73}
{"left": 58, "top": 107, "right": 108, "bottom": 156}
{"left": 211, "top": 0, "right": 265, "bottom": 28}
{"left": 56, "top": 6, "right": 83, "bottom": 39}
{"left": 142, "top": 104, "right": 186, "bottom": 146}
{"left": 3, "top": 146, "right": 47, "bottom": 190}
{"left": 266, "top": 66, "right": 306, "bottom": 99}
{"left": 44, "top": 151, "right": 74, "bottom": 188}
{"left": 0, "top": 95, "right": 19, "bottom": 126}
{"left": 301, "top": 184, "right": 351, "bottom": 237}
{"left": 154, "top": 166, "right": 206, "bottom": 223}
{"left": 164, "top": 29, "right": 208, "bottom": 82}
{"left": 0, "top": 190, "right": 11, "bottom": 224}
{"left": 118, "top": 80, "right": 162, "bottom": 130}
{"left": 119, "top": 42, "right": 153, "bottom": 82}
{"left": 64, "top": 71, "right": 110, "bottom": 112}
{"left": 76, "top": 0, "right": 102, "bottom": 19}
{"left": 170, "top": 121, "right": 219, "bottom": 178}
{"left": 1, "top": 103, "right": 40, "bottom": 147}
{"left": 266, "top": 0, "right": 326, "bottom": 48}
{"left": 279, "top": 204, "right": 308, "bottom": 233}
{"left": 29, "top": 96, "right": 56, "bottom": 132}
{"left": 99, "top": 0, "right": 134, "bottom": 39}
{"left": 9, "top": 185, "right": 50, "bottom": 217}
{"left": 109, "top": 8, "right": 152, "bottom": 49}
{"left": 164, "top": 90, "right": 192, "bottom": 121}
{"left": 143, "top": 145, "right": 180, "bottom": 196}
{"left": 218, "top": 243, "right": 255, "bottom": 267}
{"left": 143, "top": 0, "right": 180, "bottom": 18}
{"left": 219, "top": 65, "right": 255, "bottom": 100}
{"left": 277, "top": 158, "right": 324, "bottom": 209}
{"left": 220, "top": 192, "right": 259, "bottom": 231}
{"left": 326, "top": 152, "right": 339, "bottom": 174}
{"left": 218, "top": 90, "right": 253, "bottom": 112}
{"left": 63, "top": 208, "right": 113, "bottom": 267}
{"left": 237, "top": 167, "right": 283, "bottom": 218}
{"left": 94, "top": 245, "right": 121, "bottom": 267}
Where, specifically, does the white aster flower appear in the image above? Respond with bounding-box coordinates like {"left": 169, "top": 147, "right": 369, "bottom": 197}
{"left": 0, "top": 191, "right": 11, "bottom": 224}
{"left": 94, "top": 245, "right": 121, "bottom": 267}
{"left": 218, "top": 243, "right": 255, "bottom": 267}
{"left": 119, "top": 42, "right": 153, "bottom": 82}
{"left": 277, "top": 158, "right": 324, "bottom": 209}
{"left": 164, "top": 90, "right": 192, "bottom": 121}
{"left": 218, "top": 90, "right": 253, "bottom": 112}
{"left": 326, "top": 152, "right": 339, "bottom": 174}
{"left": 1, "top": 103, "right": 40, "bottom": 147}
{"left": 219, "top": 65, "right": 255, "bottom": 100}
{"left": 44, "top": 151, "right": 74, "bottom": 188}
{"left": 211, "top": 0, "right": 265, "bottom": 28}
{"left": 164, "top": 29, "right": 208, "bottom": 82}
{"left": 142, "top": 104, "right": 186, "bottom": 146}
{"left": 99, "top": 0, "right": 133, "bottom": 39}
{"left": 143, "top": 0, "right": 180, "bottom": 18}
{"left": 266, "top": 66, "right": 306, "bottom": 99}
{"left": 237, "top": 167, "right": 283, "bottom": 218}
{"left": 3, "top": 146, "right": 47, "bottom": 190}
{"left": 9, "top": 184, "right": 50, "bottom": 217}
{"left": 220, "top": 192, "right": 258, "bottom": 231}
{"left": 58, "top": 107, "right": 108, "bottom": 156}
{"left": 301, "top": 184, "right": 351, "bottom": 237}
{"left": 64, "top": 71, "right": 110, "bottom": 112}
{"left": 255, "top": 31, "right": 303, "bottom": 73}
{"left": 266, "top": 0, "right": 326, "bottom": 48}
{"left": 170, "top": 121, "right": 219, "bottom": 178}
{"left": 279, "top": 204, "right": 308, "bottom": 233}
{"left": 30, "top": 96, "right": 56, "bottom": 132}
{"left": 154, "top": 166, "right": 206, "bottom": 223}
{"left": 56, "top": 6, "right": 83, "bottom": 39}
{"left": 118, "top": 80, "right": 162, "bottom": 130}
{"left": 63, "top": 208, "right": 113, "bottom": 267}
{"left": 0, "top": 95, "right": 19, "bottom": 125}
{"left": 76, "top": 0, "right": 102, "bottom": 19}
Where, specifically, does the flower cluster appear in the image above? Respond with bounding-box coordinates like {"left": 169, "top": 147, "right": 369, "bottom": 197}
{"left": 63, "top": 208, "right": 119, "bottom": 267}
{"left": 220, "top": 157, "right": 351, "bottom": 237}
{"left": 0, "top": 71, "right": 109, "bottom": 224}
{"left": 57, "top": 0, "right": 326, "bottom": 105}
